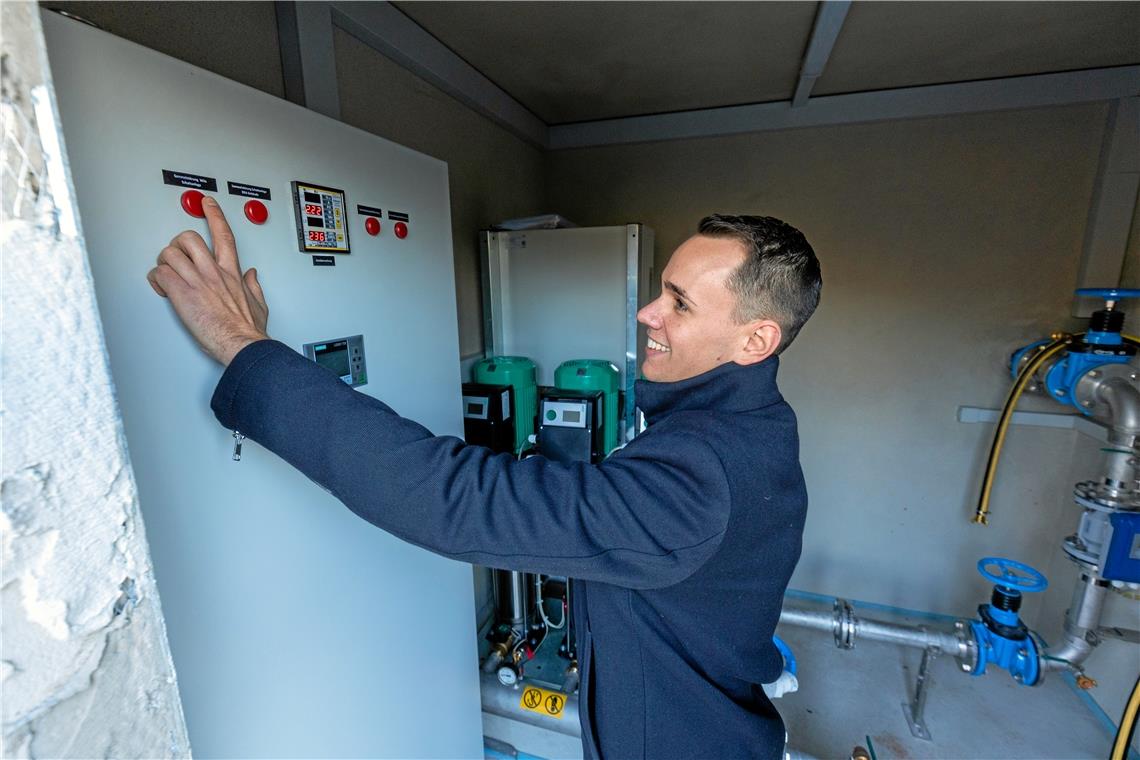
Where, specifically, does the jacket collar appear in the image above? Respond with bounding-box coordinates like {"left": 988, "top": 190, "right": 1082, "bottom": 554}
{"left": 635, "top": 356, "right": 783, "bottom": 425}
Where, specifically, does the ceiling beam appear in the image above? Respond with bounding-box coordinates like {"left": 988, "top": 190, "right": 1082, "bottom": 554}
{"left": 792, "top": 1, "right": 852, "bottom": 107}
{"left": 548, "top": 66, "right": 1140, "bottom": 150}
{"left": 294, "top": 1, "right": 340, "bottom": 120}
{"left": 274, "top": 1, "right": 307, "bottom": 108}
{"left": 328, "top": 2, "right": 548, "bottom": 148}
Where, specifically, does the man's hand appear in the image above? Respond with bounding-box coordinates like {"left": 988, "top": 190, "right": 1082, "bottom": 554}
{"left": 147, "top": 196, "right": 269, "bottom": 365}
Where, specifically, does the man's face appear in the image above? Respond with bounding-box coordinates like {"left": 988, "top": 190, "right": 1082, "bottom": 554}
{"left": 636, "top": 235, "right": 753, "bottom": 383}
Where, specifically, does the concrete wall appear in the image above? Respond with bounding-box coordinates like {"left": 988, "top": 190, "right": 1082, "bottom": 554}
{"left": 545, "top": 104, "right": 1139, "bottom": 726}
{"left": 2, "top": 3, "right": 188, "bottom": 756}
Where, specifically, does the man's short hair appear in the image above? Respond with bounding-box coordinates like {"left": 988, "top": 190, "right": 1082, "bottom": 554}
{"left": 698, "top": 214, "right": 822, "bottom": 355}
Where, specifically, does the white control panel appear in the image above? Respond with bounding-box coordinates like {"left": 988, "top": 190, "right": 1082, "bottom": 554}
{"left": 43, "top": 11, "right": 480, "bottom": 758}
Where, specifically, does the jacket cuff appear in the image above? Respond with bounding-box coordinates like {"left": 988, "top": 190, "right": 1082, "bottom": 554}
{"left": 210, "top": 339, "right": 289, "bottom": 429}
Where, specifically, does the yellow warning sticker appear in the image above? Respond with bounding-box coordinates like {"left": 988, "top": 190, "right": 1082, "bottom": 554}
{"left": 519, "top": 685, "right": 565, "bottom": 720}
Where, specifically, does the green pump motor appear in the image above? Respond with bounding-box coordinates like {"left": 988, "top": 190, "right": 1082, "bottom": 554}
{"left": 555, "top": 360, "right": 622, "bottom": 455}
{"left": 473, "top": 356, "right": 537, "bottom": 454}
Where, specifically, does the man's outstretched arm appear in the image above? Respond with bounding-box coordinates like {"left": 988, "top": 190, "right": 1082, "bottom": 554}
{"left": 152, "top": 201, "right": 731, "bottom": 589}
{"left": 212, "top": 339, "right": 732, "bottom": 589}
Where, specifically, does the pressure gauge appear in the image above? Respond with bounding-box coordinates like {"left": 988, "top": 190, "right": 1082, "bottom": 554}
{"left": 497, "top": 663, "right": 519, "bottom": 687}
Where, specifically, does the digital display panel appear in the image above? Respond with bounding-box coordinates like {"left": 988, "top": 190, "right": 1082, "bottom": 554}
{"left": 313, "top": 340, "right": 350, "bottom": 379}
{"left": 467, "top": 403, "right": 483, "bottom": 415}
{"left": 562, "top": 410, "right": 581, "bottom": 423}
{"left": 292, "top": 181, "right": 350, "bottom": 253}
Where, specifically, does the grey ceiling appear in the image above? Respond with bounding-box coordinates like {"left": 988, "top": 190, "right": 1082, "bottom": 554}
{"left": 393, "top": 1, "right": 1140, "bottom": 125}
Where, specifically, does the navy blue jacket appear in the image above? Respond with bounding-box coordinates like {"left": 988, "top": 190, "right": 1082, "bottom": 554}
{"left": 212, "top": 340, "right": 808, "bottom": 759}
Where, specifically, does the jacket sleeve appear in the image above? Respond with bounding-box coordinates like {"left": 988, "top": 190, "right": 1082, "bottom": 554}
{"left": 212, "top": 340, "right": 731, "bottom": 589}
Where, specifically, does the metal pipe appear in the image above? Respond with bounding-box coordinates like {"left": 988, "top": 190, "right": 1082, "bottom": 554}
{"left": 856, "top": 617, "right": 969, "bottom": 659}
{"left": 1096, "top": 376, "right": 1140, "bottom": 437}
{"left": 479, "top": 672, "right": 581, "bottom": 737}
{"left": 494, "top": 569, "right": 532, "bottom": 631}
{"left": 779, "top": 598, "right": 973, "bottom": 661}
{"left": 1042, "top": 571, "right": 1110, "bottom": 671}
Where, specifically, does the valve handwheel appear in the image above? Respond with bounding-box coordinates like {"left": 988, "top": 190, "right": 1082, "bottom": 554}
{"left": 977, "top": 557, "right": 1048, "bottom": 593}
{"left": 1074, "top": 288, "right": 1140, "bottom": 300}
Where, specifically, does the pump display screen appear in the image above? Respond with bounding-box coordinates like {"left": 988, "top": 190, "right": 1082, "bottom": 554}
{"left": 292, "top": 181, "right": 350, "bottom": 253}
{"left": 562, "top": 410, "right": 581, "bottom": 423}
{"left": 302, "top": 334, "right": 367, "bottom": 387}
{"left": 467, "top": 403, "right": 482, "bottom": 415}
{"left": 313, "top": 340, "right": 350, "bottom": 380}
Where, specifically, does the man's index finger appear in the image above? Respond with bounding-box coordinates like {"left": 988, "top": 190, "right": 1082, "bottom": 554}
{"left": 202, "top": 196, "right": 241, "bottom": 274}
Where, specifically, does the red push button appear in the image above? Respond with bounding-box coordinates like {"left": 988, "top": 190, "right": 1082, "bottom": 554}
{"left": 244, "top": 200, "right": 268, "bottom": 225}
{"left": 365, "top": 216, "right": 381, "bottom": 236}
{"left": 394, "top": 221, "right": 408, "bottom": 239}
{"left": 181, "top": 190, "right": 205, "bottom": 218}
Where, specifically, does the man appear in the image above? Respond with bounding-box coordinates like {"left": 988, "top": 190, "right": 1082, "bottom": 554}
{"left": 148, "top": 199, "right": 821, "bottom": 759}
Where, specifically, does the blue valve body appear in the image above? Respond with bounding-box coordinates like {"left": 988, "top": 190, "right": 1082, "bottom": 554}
{"left": 1009, "top": 288, "right": 1137, "bottom": 409}
{"left": 968, "top": 613, "right": 1041, "bottom": 686}
{"left": 1042, "top": 351, "right": 1133, "bottom": 413}
{"left": 970, "top": 559, "right": 1047, "bottom": 686}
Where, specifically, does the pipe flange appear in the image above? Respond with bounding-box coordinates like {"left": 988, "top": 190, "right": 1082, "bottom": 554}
{"left": 833, "top": 599, "right": 857, "bottom": 650}
{"left": 1073, "top": 481, "right": 1138, "bottom": 511}
{"left": 1062, "top": 537, "right": 1102, "bottom": 571}
{"left": 953, "top": 619, "right": 979, "bottom": 673}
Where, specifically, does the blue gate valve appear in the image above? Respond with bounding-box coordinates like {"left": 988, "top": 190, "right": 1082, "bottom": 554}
{"left": 1010, "top": 289, "right": 1140, "bottom": 411}
{"left": 969, "top": 558, "right": 1048, "bottom": 686}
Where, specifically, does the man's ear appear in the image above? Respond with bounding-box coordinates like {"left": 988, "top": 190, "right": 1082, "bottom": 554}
{"left": 735, "top": 320, "right": 782, "bottom": 366}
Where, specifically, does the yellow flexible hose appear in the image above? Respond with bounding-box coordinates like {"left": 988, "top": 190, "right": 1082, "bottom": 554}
{"left": 973, "top": 333, "right": 1140, "bottom": 526}
{"left": 973, "top": 336, "right": 1072, "bottom": 525}
{"left": 1110, "top": 673, "right": 1140, "bottom": 760}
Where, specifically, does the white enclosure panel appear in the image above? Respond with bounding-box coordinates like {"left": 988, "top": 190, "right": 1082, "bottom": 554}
{"left": 43, "top": 12, "right": 482, "bottom": 759}
{"left": 484, "top": 225, "right": 650, "bottom": 386}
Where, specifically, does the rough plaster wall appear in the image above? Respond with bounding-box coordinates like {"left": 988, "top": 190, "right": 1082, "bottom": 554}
{"left": 1, "top": 3, "right": 189, "bottom": 756}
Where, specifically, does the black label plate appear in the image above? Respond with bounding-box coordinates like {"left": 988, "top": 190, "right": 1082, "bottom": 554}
{"left": 162, "top": 170, "right": 218, "bottom": 191}
{"left": 312, "top": 255, "right": 336, "bottom": 267}
{"left": 228, "top": 181, "right": 271, "bottom": 200}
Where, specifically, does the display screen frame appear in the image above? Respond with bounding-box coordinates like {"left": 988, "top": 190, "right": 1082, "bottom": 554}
{"left": 291, "top": 180, "right": 351, "bottom": 254}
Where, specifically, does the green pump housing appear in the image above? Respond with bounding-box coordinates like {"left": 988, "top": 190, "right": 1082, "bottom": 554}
{"left": 473, "top": 356, "right": 537, "bottom": 454}
{"left": 555, "top": 360, "right": 622, "bottom": 455}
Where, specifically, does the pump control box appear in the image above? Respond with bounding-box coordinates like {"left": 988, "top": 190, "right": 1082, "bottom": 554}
{"left": 302, "top": 335, "right": 367, "bottom": 387}
{"left": 461, "top": 383, "right": 515, "bottom": 454}
{"left": 537, "top": 389, "right": 604, "bottom": 464}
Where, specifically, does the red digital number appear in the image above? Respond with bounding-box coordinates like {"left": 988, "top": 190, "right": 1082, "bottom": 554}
{"left": 305, "top": 204, "right": 323, "bottom": 215}
{"left": 308, "top": 231, "right": 326, "bottom": 242}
